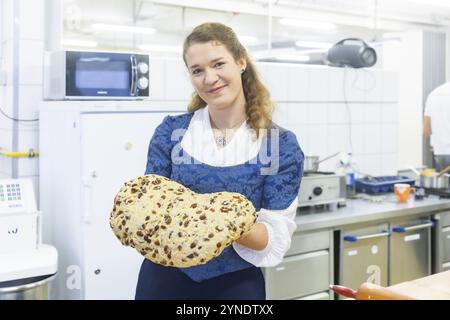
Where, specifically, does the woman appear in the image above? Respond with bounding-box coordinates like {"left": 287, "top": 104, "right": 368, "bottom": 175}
{"left": 135, "top": 22, "right": 304, "bottom": 300}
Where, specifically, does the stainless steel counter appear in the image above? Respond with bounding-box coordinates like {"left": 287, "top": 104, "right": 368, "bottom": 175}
{"left": 295, "top": 195, "right": 450, "bottom": 232}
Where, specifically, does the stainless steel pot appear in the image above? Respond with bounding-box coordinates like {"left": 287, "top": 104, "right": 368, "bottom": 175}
{"left": 304, "top": 152, "right": 340, "bottom": 173}
{"left": 0, "top": 274, "right": 56, "bottom": 300}
{"left": 410, "top": 166, "right": 450, "bottom": 189}
{"left": 420, "top": 174, "right": 450, "bottom": 189}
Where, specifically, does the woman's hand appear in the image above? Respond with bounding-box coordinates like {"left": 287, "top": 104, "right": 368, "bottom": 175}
{"left": 234, "top": 223, "right": 268, "bottom": 251}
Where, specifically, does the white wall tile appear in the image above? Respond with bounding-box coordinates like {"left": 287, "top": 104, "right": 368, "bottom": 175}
{"left": 381, "top": 153, "right": 398, "bottom": 175}
{"left": 350, "top": 124, "right": 364, "bottom": 155}
{"left": 308, "top": 67, "right": 329, "bottom": 101}
{"left": 363, "top": 124, "right": 382, "bottom": 154}
{"left": 0, "top": 85, "right": 14, "bottom": 130}
{"left": 1, "top": 40, "right": 14, "bottom": 86}
{"left": 363, "top": 104, "right": 382, "bottom": 124}
{"left": 286, "top": 102, "right": 308, "bottom": 125}
{"left": 381, "top": 124, "right": 398, "bottom": 154}
{"left": 364, "top": 69, "right": 383, "bottom": 102}
{"left": 19, "top": 0, "right": 45, "bottom": 40}
{"left": 0, "top": 171, "right": 11, "bottom": 179}
{"left": 363, "top": 155, "right": 383, "bottom": 176}
{"left": 0, "top": 128, "right": 13, "bottom": 150}
{"left": 327, "top": 124, "right": 348, "bottom": 155}
{"left": 328, "top": 103, "right": 348, "bottom": 124}
{"left": 308, "top": 103, "right": 327, "bottom": 124}
{"left": 287, "top": 65, "right": 308, "bottom": 101}
{"left": 0, "top": 157, "right": 13, "bottom": 177}
{"left": 19, "top": 39, "right": 44, "bottom": 85}
{"left": 328, "top": 67, "right": 345, "bottom": 101}
{"left": 307, "top": 125, "right": 328, "bottom": 157}
{"left": 344, "top": 68, "right": 365, "bottom": 102}
{"left": 164, "top": 59, "right": 192, "bottom": 100}
{"left": 349, "top": 103, "right": 364, "bottom": 123}
{"left": 351, "top": 154, "right": 365, "bottom": 175}
{"left": 1, "top": 0, "right": 14, "bottom": 43}
{"left": 17, "top": 154, "right": 39, "bottom": 176}
{"left": 18, "top": 85, "right": 41, "bottom": 120}
{"left": 381, "top": 103, "right": 398, "bottom": 123}
{"left": 17, "top": 128, "right": 38, "bottom": 151}
{"left": 273, "top": 103, "right": 288, "bottom": 126}
{"left": 382, "top": 72, "right": 398, "bottom": 102}
{"left": 149, "top": 58, "right": 165, "bottom": 100}
{"left": 290, "top": 125, "right": 309, "bottom": 154}
{"left": 259, "top": 63, "right": 288, "bottom": 101}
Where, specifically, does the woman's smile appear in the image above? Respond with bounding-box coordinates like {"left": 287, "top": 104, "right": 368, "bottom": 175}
{"left": 207, "top": 85, "right": 227, "bottom": 95}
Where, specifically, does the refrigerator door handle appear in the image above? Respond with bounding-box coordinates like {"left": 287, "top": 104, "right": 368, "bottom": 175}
{"left": 392, "top": 221, "right": 434, "bottom": 233}
{"left": 343, "top": 231, "right": 390, "bottom": 242}
{"left": 82, "top": 178, "right": 93, "bottom": 224}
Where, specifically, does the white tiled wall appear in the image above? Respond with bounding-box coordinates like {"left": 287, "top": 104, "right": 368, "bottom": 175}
{"left": 0, "top": 0, "right": 44, "bottom": 179}
{"left": 260, "top": 63, "right": 399, "bottom": 176}
{"left": 146, "top": 59, "right": 400, "bottom": 176}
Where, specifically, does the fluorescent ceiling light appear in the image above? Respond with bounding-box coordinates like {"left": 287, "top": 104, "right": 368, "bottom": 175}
{"left": 279, "top": 18, "right": 337, "bottom": 31}
{"left": 238, "top": 35, "right": 258, "bottom": 45}
{"left": 61, "top": 39, "right": 98, "bottom": 47}
{"left": 276, "top": 54, "right": 310, "bottom": 62}
{"left": 139, "top": 44, "right": 182, "bottom": 53}
{"left": 92, "top": 23, "right": 157, "bottom": 35}
{"left": 295, "top": 41, "right": 333, "bottom": 49}
{"left": 408, "top": 0, "right": 450, "bottom": 7}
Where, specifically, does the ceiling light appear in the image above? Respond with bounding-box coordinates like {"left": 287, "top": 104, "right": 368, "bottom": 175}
{"left": 276, "top": 54, "right": 310, "bottom": 62}
{"left": 92, "top": 23, "right": 157, "bottom": 35}
{"left": 139, "top": 44, "right": 182, "bottom": 53}
{"left": 408, "top": 0, "right": 450, "bottom": 7}
{"left": 279, "top": 18, "right": 337, "bottom": 31}
{"left": 295, "top": 41, "right": 333, "bottom": 49}
{"left": 61, "top": 39, "right": 98, "bottom": 48}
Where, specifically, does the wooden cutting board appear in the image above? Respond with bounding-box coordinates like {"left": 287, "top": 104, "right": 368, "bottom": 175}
{"left": 388, "top": 270, "right": 450, "bottom": 300}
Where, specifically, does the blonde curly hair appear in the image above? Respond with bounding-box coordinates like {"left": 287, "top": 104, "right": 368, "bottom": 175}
{"left": 182, "top": 22, "right": 274, "bottom": 137}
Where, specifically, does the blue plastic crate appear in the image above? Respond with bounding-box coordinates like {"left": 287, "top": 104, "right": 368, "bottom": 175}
{"left": 355, "top": 176, "right": 415, "bottom": 194}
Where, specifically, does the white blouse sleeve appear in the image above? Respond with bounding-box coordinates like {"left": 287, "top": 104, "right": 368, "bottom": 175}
{"left": 232, "top": 197, "right": 298, "bottom": 267}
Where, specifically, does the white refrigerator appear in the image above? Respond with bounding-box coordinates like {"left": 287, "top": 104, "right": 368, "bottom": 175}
{"left": 39, "top": 101, "right": 184, "bottom": 299}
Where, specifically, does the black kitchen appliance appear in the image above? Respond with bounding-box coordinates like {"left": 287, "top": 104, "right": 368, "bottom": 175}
{"left": 327, "top": 38, "right": 377, "bottom": 68}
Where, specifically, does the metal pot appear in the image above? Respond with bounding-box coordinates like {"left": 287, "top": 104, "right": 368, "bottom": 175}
{"left": 420, "top": 174, "right": 450, "bottom": 189}
{"left": 410, "top": 166, "right": 450, "bottom": 189}
{"left": 304, "top": 152, "right": 340, "bottom": 173}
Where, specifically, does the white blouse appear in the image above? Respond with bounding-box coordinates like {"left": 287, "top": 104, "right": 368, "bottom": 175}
{"left": 180, "top": 106, "right": 298, "bottom": 267}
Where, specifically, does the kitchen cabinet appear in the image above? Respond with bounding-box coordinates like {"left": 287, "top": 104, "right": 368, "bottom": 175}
{"left": 434, "top": 211, "right": 450, "bottom": 272}
{"left": 264, "top": 230, "right": 333, "bottom": 300}
{"left": 389, "top": 216, "right": 432, "bottom": 285}
{"left": 338, "top": 223, "right": 390, "bottom": 297}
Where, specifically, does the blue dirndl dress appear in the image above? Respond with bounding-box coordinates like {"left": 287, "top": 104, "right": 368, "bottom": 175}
{"left": 135, "top": 112, "right": 304, "bottom": 300}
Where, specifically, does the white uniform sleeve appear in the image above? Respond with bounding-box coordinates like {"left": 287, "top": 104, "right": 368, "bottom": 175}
{"left": 232, "top": 197, "right": 298, "bottom": 267}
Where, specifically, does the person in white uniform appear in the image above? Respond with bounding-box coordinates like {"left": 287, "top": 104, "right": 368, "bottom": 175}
{"left": 424, "top": 82, "right": 450, "bottom": 171}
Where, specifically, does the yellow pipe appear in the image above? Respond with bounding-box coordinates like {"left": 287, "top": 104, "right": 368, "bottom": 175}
{"left": 0, "top": 150, "right": 39, "bottom": 158}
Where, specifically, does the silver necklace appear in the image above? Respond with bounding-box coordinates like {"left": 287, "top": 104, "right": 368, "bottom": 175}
{"left": 215, "top": 135, "right": 227, "bottom": 147}
{"left": 211, "top": 118, "right": 246, "bottom": 148}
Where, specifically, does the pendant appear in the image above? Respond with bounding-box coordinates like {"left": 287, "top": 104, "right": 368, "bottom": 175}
{"left": 215, "top": 136, "right": 226, "bottom": 147}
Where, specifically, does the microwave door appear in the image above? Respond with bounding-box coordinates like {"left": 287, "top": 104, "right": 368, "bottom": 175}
{"left": 66, "top": 52, "right": 133, "bottom": 98}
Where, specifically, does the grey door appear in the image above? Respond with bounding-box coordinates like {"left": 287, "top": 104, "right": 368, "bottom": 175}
{"left": 390, "top": 218, "right": 432, "bottom": 285}
{"left": 340, "top": 223, "right": 389, "bottom": 292}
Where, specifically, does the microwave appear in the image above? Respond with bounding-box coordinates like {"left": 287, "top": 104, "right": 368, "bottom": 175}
{"left": 44, "top": 50, "right": 150, "bottom": 100}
